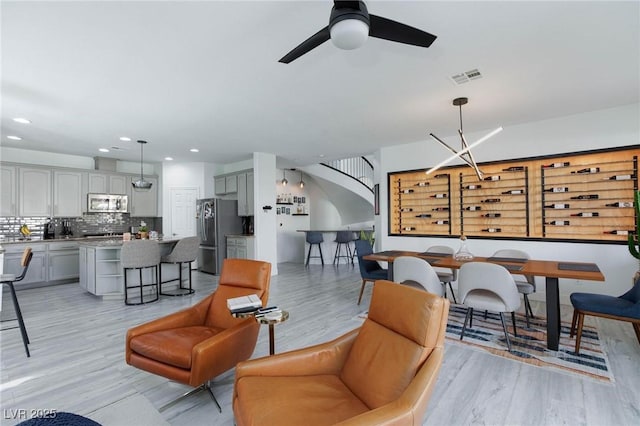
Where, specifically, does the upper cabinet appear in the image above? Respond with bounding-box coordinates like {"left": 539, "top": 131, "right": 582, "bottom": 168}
{"left": 53, "top": 170, "right": 85, "bottom": 217}
{"left": 18, "top": 167, "right": 52, "bottom": 216}
{"left": 109, "top": 174, "right": 129, "bottom": 195}
{"left": 1, "top": 165, "right": 17, "bottom": 216}
{"left": 130, "top": 177, "right": 158, "bottom": 217}
{"left": 215, "top": 175, "right": 238, "bottom": 195}
{"left": 88, "top": 173, "right": 108, "bottom": 193}
{"left": 88, "top": 173, "right": 130, "bottom": 195}
{"left": 237, "top": 172, "right": 254, "bottom": 216}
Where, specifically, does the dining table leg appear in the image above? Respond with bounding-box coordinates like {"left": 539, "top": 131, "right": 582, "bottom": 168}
{"left": 545, "top": 277, "right": 561, "bottom": 351}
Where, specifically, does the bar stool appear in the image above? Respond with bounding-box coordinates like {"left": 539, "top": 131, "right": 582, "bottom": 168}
{"left": 334, "top": 231, "right": 353, "bottom": 265}
{"left": 1, "top": 247, "right": 33, "bottom": 357}
{"left": 305, "top": 231, "right": 324, "bottom": 266}
{"left": 122, "top": 240, "right": 161, "bottom": 305}
{"left": 159, "top": 236, "right": 199, "bottom": 296}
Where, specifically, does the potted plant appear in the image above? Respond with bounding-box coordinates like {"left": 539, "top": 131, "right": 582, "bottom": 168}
{"left": 139, "top": 225, "right": 149, "bottom": 240}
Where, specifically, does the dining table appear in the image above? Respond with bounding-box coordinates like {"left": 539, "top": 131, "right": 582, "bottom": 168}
{"left": 363, "top": 250, "right": 605, "bottom": 351}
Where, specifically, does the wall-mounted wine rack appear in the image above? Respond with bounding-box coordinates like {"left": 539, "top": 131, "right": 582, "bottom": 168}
{"left": 388, "top": 145, "right": 639, "bottom": 243}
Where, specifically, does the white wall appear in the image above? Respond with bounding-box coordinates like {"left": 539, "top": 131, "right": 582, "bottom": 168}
{"left": 275, "top": 171, "right": 310, "bottom": 264}
{"left": 253, "top": 152, "right": 278, "bottom": 275}
{"left": 377, "top": 103, "right": 640, "bottom": 303}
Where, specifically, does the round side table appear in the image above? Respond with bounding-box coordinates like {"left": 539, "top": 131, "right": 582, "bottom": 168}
{"left": 256, "top": 311, "right": 289, "bottom": 355}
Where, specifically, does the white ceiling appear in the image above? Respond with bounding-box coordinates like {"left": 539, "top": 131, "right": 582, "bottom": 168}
{"left": 1, "top": 1, "right": 638, "bottom": 167}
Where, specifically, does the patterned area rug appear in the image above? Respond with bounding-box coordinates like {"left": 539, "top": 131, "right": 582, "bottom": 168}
{"left": 445, "top": 305, "right": 614, "bottom": 383}
{"left": 352, "top": 305, "right": 614, "bottom": 383}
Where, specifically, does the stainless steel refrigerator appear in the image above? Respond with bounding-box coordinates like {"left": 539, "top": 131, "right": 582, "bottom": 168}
{"left": 196, "top": 198, "right": 243, "bottom": 274}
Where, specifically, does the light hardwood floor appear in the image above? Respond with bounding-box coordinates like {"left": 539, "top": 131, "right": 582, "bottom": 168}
{"left": 1, "top": 263, "right": 639, "bottom": 425}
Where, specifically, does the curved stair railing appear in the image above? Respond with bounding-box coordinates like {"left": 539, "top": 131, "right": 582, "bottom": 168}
{"left": 321, "top": 156, "right": 374, "bottom": 193}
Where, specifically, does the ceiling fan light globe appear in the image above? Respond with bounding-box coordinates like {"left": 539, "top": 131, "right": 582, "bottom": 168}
{"left": 330, "top": 19, "right": 369, "bottom": 50}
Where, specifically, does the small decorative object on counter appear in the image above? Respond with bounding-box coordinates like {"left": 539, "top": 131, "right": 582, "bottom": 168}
{"left": 138, "top": 222, "right": 149, "bottom": 239}
{"left": 454, "top": 235, "right": 474, "bottom": 261}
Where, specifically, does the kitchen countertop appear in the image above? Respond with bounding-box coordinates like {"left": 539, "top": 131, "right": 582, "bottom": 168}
{"left": 78, "top": 238, "right": 179, "bottom": 248}
{"left": 0, "top": 235, "right": 122, "bottom": 245}
{"left": 226, "top": 234, "right": 255, "bottom": 238}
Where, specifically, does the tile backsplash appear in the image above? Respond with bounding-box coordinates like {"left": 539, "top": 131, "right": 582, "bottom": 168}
{"left": 0, "top": 214, "right": 162, "bottom": 239}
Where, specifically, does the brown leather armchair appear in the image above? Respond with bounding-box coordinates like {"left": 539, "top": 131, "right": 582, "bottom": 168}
{"left": 233, "top": 280, "right": 450, "bottom": 425}
{"left": 126, "top": 258, "right": 271, "bottom": 411}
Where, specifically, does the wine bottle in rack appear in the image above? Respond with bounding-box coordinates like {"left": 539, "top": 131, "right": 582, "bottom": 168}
{"left": 605, "top": 201, "right": 633, "bottom": 207}
{"left": 545, "top": 220, "right": 570, "bottom": 226}
{"left": 465, "top": 206, "right": 482, "bottom": 211}
{"left": 572, "top": 167, "right": 600, "bottom": 174}
{"left": 502, "top": 166, "right": 525, "bottom": 172}
{"left": 542, "top": 161, "right": 570, "bottom": 168}
{"left": 483, "top": 175, "right": 500, "bottom": 181}
{"left": 571, "top": 212, "right": 599, "bottom": 217}
{"left": 415, "top": 182, "right": 429, "bottom": 187}
{"left": 570, "top": 194, "right": 599, "bottom": 200}
{"left": 603, "top": 230, "right": 629, "bottom": 235}
{"left": 401, "top": 189, "right": 415, "bottom": 194}
{"left": 544, "top": 187, "right": 569, "bottom": 193}
{"left": 608, "top": 174, "right": 636, "bottom": 181}
{"left": 415, "top": 214, "right": 432, "bottom": 218}
{"left": 501, "top": 189, "right": 524, "bottom": 195}
{"left": 403, "top": 226, "right": 416, "bottom": 231}
{"left": 430, "top": 193, "right": 447, "bottom": 198}
{"left": 464, "top": 184, "right": 482, "bottom": 189}
{"left": 481, "top": 228, "right": 502, "bottom": 233}
{"left": 433, "top": 220, "right": 449, "bottom": 225}
{"left": 434, "top": 173, "right": 448, "bottom": 178}
{"left": 432, "top": 207, "right": 450, "bottom": 211}
{"left": 544, "top": 203, "right": 570, "bottom": 209}
{"left": 483, "top": 213, "right": 501, "bottom": 218}
{"left": 400, "top": 207, "right": 413, "bottom": 212}
{"left": 481, "top": 198, "right": 501, "bottom": 203}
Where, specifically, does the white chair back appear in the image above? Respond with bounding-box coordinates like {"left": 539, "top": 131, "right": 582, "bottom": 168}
{"left": 492, "top": 248, "right": 535, "bottom": 287}
{"left": 458, "top": 262, "right": 520, "bottom": 312}
{"left": 393, "top": 256, "right": 444, "bottom": 296}
{"left": 426, "top": 245, "right": 457, "bottom": 281}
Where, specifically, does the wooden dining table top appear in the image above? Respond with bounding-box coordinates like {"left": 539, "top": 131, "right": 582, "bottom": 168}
{"left": 364, "top": 250, "right": 605, "bottom": 282}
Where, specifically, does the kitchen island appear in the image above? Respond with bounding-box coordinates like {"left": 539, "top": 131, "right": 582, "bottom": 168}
{"left": 296, "top": 229, "right": 374, "bottom": 265}
{"left": 78, "top": 239, "right": 181, "bottom": 299}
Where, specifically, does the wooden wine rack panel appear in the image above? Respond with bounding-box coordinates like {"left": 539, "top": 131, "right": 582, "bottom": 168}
{"left": 387, "top": 145, "right": 639, "bottom": 243}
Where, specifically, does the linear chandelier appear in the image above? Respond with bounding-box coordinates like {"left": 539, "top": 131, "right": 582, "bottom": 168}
{"left": 426, "top": 97, "right": 502, "bottom": 180}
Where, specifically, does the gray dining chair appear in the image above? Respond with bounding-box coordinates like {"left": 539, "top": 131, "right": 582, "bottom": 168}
{"left": 393, "top": 256, "right": 444, "bottom": 296}
{"left": 458, "top": 262, "right": 521, "bottom": 352}
{"left": 492, "top": 249, "right": 536, "bottom": 327}
{"left": 426, "top": 245, "right": 458, "bottom": 303}
{"left": 121, "top": 240, "right": 161, "bottom": 305}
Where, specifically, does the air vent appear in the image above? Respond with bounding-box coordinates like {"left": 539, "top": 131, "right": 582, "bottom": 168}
{"left": 449, "top": 69, "right": 483, "bottom": 85}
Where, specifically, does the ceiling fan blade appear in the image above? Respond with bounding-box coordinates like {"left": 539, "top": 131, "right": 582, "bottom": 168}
{"left": 279, "top": 26, "right": 331, "bottom": 64}
{"left": 369, "top": 14, "right": 437, "bottom": 48}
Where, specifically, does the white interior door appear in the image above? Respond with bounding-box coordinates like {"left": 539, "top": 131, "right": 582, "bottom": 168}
{"left": 169, "top": 188, "right": 198, "bottom": 239}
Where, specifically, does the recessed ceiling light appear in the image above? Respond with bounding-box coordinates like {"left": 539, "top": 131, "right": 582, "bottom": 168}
{"left": 164, "top": 157, "right": 173, "bottom": 161}
{"left": 13, "top": 118, "right": 31, "bottom": 124}
{"left": 7, "top": 135, "right": 22, "bottom": 141}
{"left": 190, "top": 148, "right": 199, "bottom": 153}
{"left": 119, "top": 137, "right": 131, "bottom": 142}
{"left": 99, "top": 148, "right": 110, "bottom": 153}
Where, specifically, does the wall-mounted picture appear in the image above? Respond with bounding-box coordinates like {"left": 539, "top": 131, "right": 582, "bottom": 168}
{"left": 276, "top": 208, "right": 281, "bottom": 215}
{"left": 374, "top": 184, "right": 380, "bottom": 216}
{"left": 286, "top": 207, "right": 291, "bottom": 215}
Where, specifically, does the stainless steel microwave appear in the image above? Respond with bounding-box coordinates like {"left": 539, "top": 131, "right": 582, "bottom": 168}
{"left": 87, "top": 194, "right": 128, "bottom": 213}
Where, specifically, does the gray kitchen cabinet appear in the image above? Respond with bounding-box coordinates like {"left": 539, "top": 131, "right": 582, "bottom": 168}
{"left": 88, "top": 173, "right": 108, "bottom": 193}
{"left": 226, "top": 236, "right": 254, "bottom": 259}
{"left": 53, "top": 170, "right": 85, "bottom": 217}
{"left": 1, "top": 165, "right": 17, "bottom": 216}
{"left": 237, "top": 172, "right": 254, "bottom": 216}
{"left": 48, "top": 241, "right": 80, "bottom": 281}
{"left": 18, "top": 167, "right": 51, "bottom": 216}
{"left": 2, "top": 244, "right": 47, "bottom": 286}
{"left": 215, "top": 175, "right": 238, "bottom": 195}
{"left": 109, "top": 174, "right": 129, "bottom": 195}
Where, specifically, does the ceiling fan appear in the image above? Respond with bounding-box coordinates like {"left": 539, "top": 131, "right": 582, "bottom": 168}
{"left": 279, "top": 0, "right": 437, "bottom": 64}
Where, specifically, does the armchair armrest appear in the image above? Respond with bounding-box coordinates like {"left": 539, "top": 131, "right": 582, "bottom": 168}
{"left": 234, "top": 328, "right": 359, "bottom": 394}
{"left": 126, "top": 295, "right": 212, "bottom": 343}
{"left": 189, "top": 317, "right": 261, "bottom": 386}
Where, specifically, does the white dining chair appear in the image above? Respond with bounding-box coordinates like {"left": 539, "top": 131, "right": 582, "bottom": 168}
{"left": 492, "top": 249, "right": 536, "bottom": 327}
{"left": 393, "top": 256, "right": 444, "bottom": 296}
{"left": 426, "top": 245, "right": 458, "bottom": 303}
{"left": 458, "top": 262, "right": 521, "bottom": 351}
